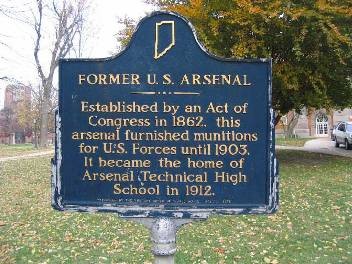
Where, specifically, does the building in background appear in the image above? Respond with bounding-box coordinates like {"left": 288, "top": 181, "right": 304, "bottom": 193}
{"left": 0, "top": 84, "right": 32, "bottom": 144}
{"left": 276, "top": 108, "right": 352, "bottom": 138}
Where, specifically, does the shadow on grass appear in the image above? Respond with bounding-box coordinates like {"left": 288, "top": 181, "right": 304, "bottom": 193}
{"left": 276, "top": 149, "right": 350, "bottom": 166}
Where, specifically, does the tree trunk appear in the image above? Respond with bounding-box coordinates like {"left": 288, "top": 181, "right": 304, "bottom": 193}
{"left": 274, "top": 113, "right": 282, "bottom": 126}
{"left": 285, "top": 112, "right": 300, "bottom": 138}
{"left": 286, "top": 120, "right": 297, "bottom": 137}
{"left": 34, "top": 128, "right": 38, "bottom": 148}
{"left": 39, "top": 82, "right": 51, "bottom": 147}
{"left": 39, "top": 101, "right": 49, "bottom": 147}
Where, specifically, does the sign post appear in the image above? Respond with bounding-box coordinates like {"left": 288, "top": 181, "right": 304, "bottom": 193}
{"left": 131, "top": 217, "right": 192, "bottom": 264}
{"left": 52, "top": 11, "right": 278, "bottom": 263}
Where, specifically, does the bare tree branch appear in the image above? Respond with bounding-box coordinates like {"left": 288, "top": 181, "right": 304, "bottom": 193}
{"left": 33, "top": 0, "right": 45, "bottom": 82}
{"left": 0, "top": 76, "right": 26, "bottom": 85}
{"left": 32, "top": 0, "right": 88, "bottom": 147}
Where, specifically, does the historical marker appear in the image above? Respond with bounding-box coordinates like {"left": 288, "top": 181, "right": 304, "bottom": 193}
{"left": 52, "top": 12, "right": 278, "bottom": 219}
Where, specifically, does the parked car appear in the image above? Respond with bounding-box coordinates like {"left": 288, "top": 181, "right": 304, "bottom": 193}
{"left": 331, "top": 121, "right": 342, "bottom": 140}
{"left": 334, "top": 121, "right": 352, "bottom": 150}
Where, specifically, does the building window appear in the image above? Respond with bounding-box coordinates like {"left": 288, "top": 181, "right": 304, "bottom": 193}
{"left": 315, "top": 113, "right": 328, "bottom": 135}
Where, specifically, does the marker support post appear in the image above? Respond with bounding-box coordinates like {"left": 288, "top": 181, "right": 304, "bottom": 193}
{"left": 131, "top": 218, "right": 195, "bottom": 264}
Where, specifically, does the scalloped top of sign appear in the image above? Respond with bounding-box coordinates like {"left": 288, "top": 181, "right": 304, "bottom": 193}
{"left": 62, "top": 11, "right": 268, "bottom": 64}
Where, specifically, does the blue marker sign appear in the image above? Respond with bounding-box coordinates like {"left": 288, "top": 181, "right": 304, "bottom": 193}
{"left": 52, "top": 12, "right": 278, "bottom": 218}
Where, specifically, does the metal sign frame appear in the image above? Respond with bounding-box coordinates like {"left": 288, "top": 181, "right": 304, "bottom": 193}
{"left": 52, "top": 11, "right": 279, "bottom": 219}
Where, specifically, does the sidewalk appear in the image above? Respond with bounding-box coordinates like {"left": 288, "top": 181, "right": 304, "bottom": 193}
{"left": 277, "top": 137, "right": 352, "bottom": 158}
{"left": 0, "top": 150, "right": 54, "bottom": 162}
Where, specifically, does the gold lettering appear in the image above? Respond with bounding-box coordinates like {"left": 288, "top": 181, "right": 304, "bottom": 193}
{"left": 87, "top": 74, "right": 97, "bottom": 84}
{"left": 113, "top": 184, "right": 160, "bottom": 195}
{"left": 180, "top": 74, "right": 190, "bottom": 85}
{"left": 77, "top": 73, "right": 251, "bottom": 86}
{"left": 243, "top": 74, "right": 251, "bottom": 86}
{"left": 78, "top": 73, "right": 141, "bottom": 85}
{"left": 81, "top": 101, "right": 88, "bottom": 111}
{"left": 203, "top": 74, "right": 211, "bottom": 84}
{"left": 98, "top": 74, "right": 107, "bottom": 84}
{"left": 215, "top": 171, "right": 247, "bottom": 185}
{"left": 78, "top": 74, "right": 86, "bottom": 85}
{"left": 82, "top": 170, "right": 93, "bottom": 180}
{"left": 140, "top": 171, "right": 208, "bottom": 183}
{"left": 212, "top": 74, "right": 220, "bottom": 84}
{"left": 98, "top": 157, "right": 151, "bottom": 168}
{"left": 221, "top": 74, "right": 231, "bottom": 85}
{"left": 122, "top": 74, "right": 129, "bottom": 84}
{"left": 192, "top": 74, "right": 201, "bottom": 85}
{"left": 109, "top": 74, "right": 120, "bottom": 84}
{"left": 131, "top": 74, "right": 140, "bottom": 84}
{"left": 206, "top": 102, "right": 228, "bottom": 113}
{"left": 232, "top": 75, "right": 242, "bottom": 85}
{"left": 162, "top": 74, "right": 172, "bottom": 84}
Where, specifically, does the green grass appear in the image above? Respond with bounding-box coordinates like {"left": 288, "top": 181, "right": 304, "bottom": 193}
{"left": 0, "top": 151, "right": 351, "bottom": 263}
{"left": 0, "top": 144, "right": 52, "bottom": 158}
{"left": 276, "top": 137, "right": 315, "bottom": 147}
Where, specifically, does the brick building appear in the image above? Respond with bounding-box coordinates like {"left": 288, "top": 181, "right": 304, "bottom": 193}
{"left": 0, "top": 84, "right": 32, "bottom": 144}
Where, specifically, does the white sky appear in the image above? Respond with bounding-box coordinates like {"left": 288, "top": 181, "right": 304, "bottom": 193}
{"left": 0, "top": 0, "right": 155, "bottom": 108}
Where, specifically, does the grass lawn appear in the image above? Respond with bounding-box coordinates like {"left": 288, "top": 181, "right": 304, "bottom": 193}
{"left": 0, "top": 150, "right": 351, "bottom": 263}
{"left": 276, "top": 137, "right": 315, "bottom": 147}
{"left": 0, "top": 144, "right": 53, "bottom": 158}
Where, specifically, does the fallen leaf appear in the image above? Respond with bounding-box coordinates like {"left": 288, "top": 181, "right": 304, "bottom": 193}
{"left": 264, "top": 257, "right": 271, "bottom": 263}
{"left": 214, "top": 247, "right": 225, "bottom": 254}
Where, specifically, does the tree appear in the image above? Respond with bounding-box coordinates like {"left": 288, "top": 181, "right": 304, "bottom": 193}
{"left": 148, "top": 0, "right": 352, "bottom": 124}
{"left": 13, "top": 84, "right": 55, "bottom": 148}
{"left": 0, "top": 107, "right": 14, "bottom": 144}
{"left": 115, "top": 16, "right": 136, "bottom": 52}
{"left": 33, "top": 0, "right": 88, "bottom": 147}
{"left": 280, "top": 110, "right": 300, "bottom": 138}
{"left": 0, "top": 3, "right": 17, "bottom": 47}
{"left": 0, "top": 2, "right": 28, "bottom": 65}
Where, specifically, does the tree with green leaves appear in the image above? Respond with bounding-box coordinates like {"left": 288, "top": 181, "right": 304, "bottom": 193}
{"left": 146, "top": 0, "right": 352, "bottom": 123}
{"left": 115, "top": 16, "right": 136, "bottom": 52}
